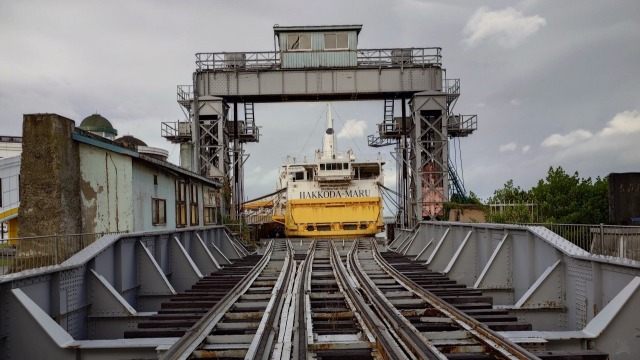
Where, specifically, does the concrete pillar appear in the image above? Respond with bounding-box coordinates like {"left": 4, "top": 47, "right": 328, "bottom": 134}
{"left": 19, "top": 114, "right": 82, "bottom": 237}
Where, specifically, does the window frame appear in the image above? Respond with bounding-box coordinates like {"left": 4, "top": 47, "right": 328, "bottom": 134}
{"left": 324, "top": 32, "right": 349, "bottom": 50}
{"left": 286, "top": 33, "right": 312, "bottom": 51}
{"left": 203, "top": 187, "right": 217, "bottom": 225}
{"left": 190, "top": 183, "right": 199, "bottom": 226}
{"left": 152, "top": 198, "right": 166, "bottom": 226}
{"left": 175, "top": 180, "right": 187, "bottom": 228}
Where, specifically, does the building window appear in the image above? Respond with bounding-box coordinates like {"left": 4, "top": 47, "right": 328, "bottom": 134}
{"left": 203, "top": 187, "right": 217, "bottom": 225}
{"left": 287, "top": 33, "right": 311, "bottom": 51}
{"left": 176, "top": 180, "right": 187, "bottom": 227}
{"left": 190, "top": 183, "right": 199, "bottom": 226}
{"left": 153, "top": 175, "right": 158, "bottom": 185}
{"left": 324, "top": 33, "right": 348, "bottom": 50}
{"left": 152, "top": 198, "right": 166, "bottom": 225}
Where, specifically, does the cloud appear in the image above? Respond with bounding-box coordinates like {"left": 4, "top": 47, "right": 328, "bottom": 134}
{"left": 541, "top": 129, "right": 593, "bottom": 148}
{"left": 599, "top": 110, "right": 640, "bottom": 137}
{"left": 522, "top": 145, "right": 531, "bottom": 154}
{"left": 337, "top": 119, "right": 367, "bottom": 139}
{"left": 499, "top": 142, "right": 517, "bottom": 152}
{"left": 463, "top": 7, "right": 546, "bottom": 48}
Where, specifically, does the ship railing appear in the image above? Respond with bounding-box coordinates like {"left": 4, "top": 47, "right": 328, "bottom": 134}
{"left": 0, "top": 231, "right": 127, "bottom": 275}
{"left": 195, "top": 47, "right": 442, "bottom": 71}
{"left": 519, "top": 223, "right": 640, "bottom": 261}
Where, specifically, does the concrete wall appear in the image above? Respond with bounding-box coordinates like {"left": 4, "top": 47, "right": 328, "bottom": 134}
{"left": 79, "top": 143, "right": 134, "bottom": 233}
{"left": 19, "top": 114, "right": 82, "bottom": 237}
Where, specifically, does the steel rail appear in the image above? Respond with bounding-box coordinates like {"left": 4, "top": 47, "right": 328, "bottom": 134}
{"left": 371, "top": 240, "right": 542, "bottom": 360}
{"left": 346, "top": 239, "right": 445, "bottom": 360}
{"left": 161, "top": 240, "right": 275, "bottom": 360}
{"left": 272, "top": 240, "right": 309, "bottom": 360}
{"left": 297, "top": 240, "right": 316, "bottom": 359}
{"left": 245, "top": 240, "right": 296, "bottom": 359}
{"left": 328, "top": 240, "right": 411, "bottom": 359}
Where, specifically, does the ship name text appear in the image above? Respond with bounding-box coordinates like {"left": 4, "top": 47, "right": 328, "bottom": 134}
{"left": 299, "top": 189, "right": 372, "bottom": 199}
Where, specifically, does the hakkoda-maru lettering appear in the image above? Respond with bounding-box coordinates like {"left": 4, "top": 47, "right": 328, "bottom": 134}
{"left": 299, "top": 189, "right": 372, "bottom": 199}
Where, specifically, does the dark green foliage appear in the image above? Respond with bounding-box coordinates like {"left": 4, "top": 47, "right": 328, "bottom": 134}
{"left": 531, "top": 166, "right": 609, "bottom": 224}
{"left": 484, "top": 166, "right": 609, "bottom": 224}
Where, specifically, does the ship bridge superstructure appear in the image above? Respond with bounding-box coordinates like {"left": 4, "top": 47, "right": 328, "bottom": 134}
{"left": 162, "top": 24, "right": 476, "bottom": 226}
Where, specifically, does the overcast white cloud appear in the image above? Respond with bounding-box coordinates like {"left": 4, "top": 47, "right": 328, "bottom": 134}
{"left": 541, "top": 129, "right": 593, "bottom": 148}
{"left": 1, "top": 0, "right": 639, "bottom": 204}
{"left": 337, "top": 119, "right": 367, "bottom": 139}
{"left": 499, "top": 142, "right": 517, "bottom": 152}
{"left": 599, "top": 110, "right": 640, "bottom": 137}
{"left": 463, "top": 7, "right": 547, "bottom": 48}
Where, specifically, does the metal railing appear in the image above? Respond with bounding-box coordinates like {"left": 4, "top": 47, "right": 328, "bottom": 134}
{"left": 0, "top": 232, "right": 126, "bottom": 275}
{"left": 195, "top": 47, "right": 442, "bottom": 71}
{"left": 524, "top": 223, "right": 640, "bottom": 261}
{"left": 177, "top": 85, "right": 194, "bottom": 103}
{"left": 161, "top": 121, "right": 192, "bottom": 139}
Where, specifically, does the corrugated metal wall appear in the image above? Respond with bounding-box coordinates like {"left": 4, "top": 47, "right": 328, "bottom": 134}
{"left": 279, "top": 31, "right": 358, "bottom": 68}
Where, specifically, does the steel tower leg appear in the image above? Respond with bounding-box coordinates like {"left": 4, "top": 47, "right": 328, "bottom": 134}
{"left": 409, "top": 93, "right": 449, "bottom": 222}
{"left": 193, "top": 96, "right": 231, "bottom": 216}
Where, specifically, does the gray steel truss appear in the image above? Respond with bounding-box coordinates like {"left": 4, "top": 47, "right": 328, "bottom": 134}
{"left": 389, "top": 221, "right": 640, "bottom": 359}
{"left": 0, "top": 226, "right": 249, "bottom": 360}
{"left": 170, "top": 47, "right": 475, "bottom": 223}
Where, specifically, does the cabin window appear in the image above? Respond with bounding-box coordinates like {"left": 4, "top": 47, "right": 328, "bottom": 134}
{"left": 324, "top": 33, "right": 348, "bottom": 50}
{"left": 287, "top": 33, "right": 311, "bottom": 51}
{"left": 175, "top": 180, "right": 187, "bottom": 227}
{"left": 343, "top": 163, "right": 349, "bottom": 170}
{"left": 203, "top": 187, "right": 217, "bottom": 225}
{"left": 320, "top": 164, "right": 325, "bottom": 171}
{"left": 152, "top": 198, "right": 166, "bottom": 226}
{"left": 295, "top": 172, "right": 304, "bottom": 180}
{"left": 190, "top": 183, "right": 199, "bottom": 226}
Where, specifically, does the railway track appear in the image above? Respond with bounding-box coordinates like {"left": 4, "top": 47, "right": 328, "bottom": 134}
{"left": 157, "top": 238, "right": 608, "bottom": 360}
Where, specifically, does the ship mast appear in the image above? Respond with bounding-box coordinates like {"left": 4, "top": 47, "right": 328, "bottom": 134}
{"left": 322, "top": 104, "right": 337, "bottom": 160}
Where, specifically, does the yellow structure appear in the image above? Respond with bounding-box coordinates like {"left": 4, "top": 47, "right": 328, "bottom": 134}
{"left": 283, "top": 196, "right": 383, "bottom": 238}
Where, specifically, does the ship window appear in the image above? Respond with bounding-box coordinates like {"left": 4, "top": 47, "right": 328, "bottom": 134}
{"left": 320, "top": 164, "right": 325, "bottom": 170}
{"left": 152, "top": 198, "right": 166, "bottom": 225}
{"left": 153, "top": 175, "right": 158, "bottom": 185}
{"left": 324, "top": 33, "right": 348, "bottom": 50}
{"left": 343, "top": 163, "right": 348, "bottom": 169}
{"left": 287, "top": 33, "right": 311, "bottom": 51}
{"left": 295, "top": 172, "right": 304, "bottom": 180}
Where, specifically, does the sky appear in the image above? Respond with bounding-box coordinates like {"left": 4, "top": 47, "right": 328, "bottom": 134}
{"left": 1, "top": 0, "right": 639, "bottom": 207}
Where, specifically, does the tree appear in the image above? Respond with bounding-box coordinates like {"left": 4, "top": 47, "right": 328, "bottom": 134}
{"left": 486, "top": 179, "right": 532, "bottom": 204}
{"left": 530, "top": 166, "right": 608, "bottom": 224}
{"left": 485, "top": 180, "right": 535, "bottom": 223}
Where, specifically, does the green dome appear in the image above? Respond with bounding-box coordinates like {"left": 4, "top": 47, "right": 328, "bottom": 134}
{"left": 79, "top": 114, "right": 117, "bottom": 136}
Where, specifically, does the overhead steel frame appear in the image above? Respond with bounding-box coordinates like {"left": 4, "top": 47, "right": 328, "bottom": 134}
{"left": 173, "top": 47, "right": 471, "bottom": 225}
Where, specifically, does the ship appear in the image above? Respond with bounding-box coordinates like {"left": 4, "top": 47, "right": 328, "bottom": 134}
{"left": 271, "top": 105, "right": 385, "bottom": 238}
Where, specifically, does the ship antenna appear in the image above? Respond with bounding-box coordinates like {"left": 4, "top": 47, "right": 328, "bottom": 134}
{"left": 322, "top": 103, "right": 337, "bottom": 159}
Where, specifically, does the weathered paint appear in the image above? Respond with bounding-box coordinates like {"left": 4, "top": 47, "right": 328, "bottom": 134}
{"left": 131, "top": 161, "right": 176, "bottom": 232}
{"left": 79, "top": 143, "right": 134, "bottom": 233}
